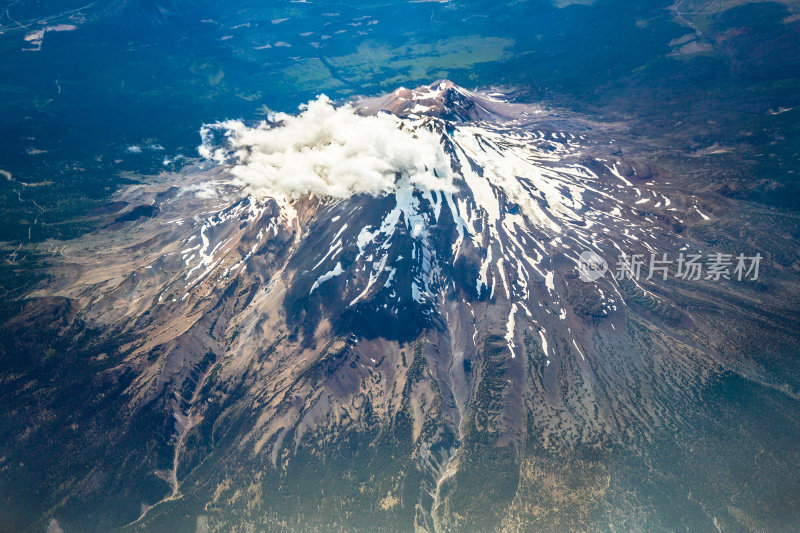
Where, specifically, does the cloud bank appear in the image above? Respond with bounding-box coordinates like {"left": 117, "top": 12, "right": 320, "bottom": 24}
{"left": 198, "top": 96, "right": 454, "bottom": 199}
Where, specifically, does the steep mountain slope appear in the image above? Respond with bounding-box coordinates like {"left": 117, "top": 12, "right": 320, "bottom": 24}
{"left": 2, "top": 81, "right": 799, "bottom": 532}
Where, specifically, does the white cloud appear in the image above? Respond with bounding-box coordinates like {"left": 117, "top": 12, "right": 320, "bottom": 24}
{"left": 198, "top": 95, "right": 454, "bottom": 200}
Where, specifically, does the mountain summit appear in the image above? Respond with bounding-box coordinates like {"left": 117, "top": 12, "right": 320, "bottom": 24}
{"left": 358, "top": 79, "right": 515, "bottom": 122}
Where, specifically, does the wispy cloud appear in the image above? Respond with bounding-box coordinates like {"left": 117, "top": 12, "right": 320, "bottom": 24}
{"left": 198, "top": 95, "right": 454, "bottom": 200}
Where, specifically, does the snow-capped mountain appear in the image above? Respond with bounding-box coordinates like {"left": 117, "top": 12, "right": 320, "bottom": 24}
{"left": 4, "top": 81, "right": 797, "bottom": 532}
